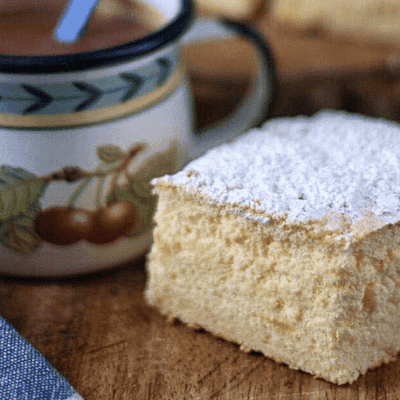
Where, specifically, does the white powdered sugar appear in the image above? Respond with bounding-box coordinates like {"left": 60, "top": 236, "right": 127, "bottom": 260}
{"left": 153, "top": 111, "right": 400, "bottom": 226}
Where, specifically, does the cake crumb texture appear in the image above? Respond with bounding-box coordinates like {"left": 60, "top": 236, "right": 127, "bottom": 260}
{"left": 146, "top": 111, "right": 400, "bottom": 385}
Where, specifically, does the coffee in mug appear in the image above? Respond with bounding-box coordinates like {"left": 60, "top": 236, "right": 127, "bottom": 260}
{"left": 0, "top": 0, "right": 167, "bottom": 55}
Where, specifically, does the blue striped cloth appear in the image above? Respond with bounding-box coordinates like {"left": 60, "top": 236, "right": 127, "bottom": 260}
{"left": 0, "top": 316, "right": 84, "bottom": 400}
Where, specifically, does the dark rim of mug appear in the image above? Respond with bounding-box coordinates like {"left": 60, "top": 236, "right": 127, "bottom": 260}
{"left": 221, "top": 20, "right": 276, "bottom": 126}
{"left": 0, "top": 0, "right": 193, "bottom": 74}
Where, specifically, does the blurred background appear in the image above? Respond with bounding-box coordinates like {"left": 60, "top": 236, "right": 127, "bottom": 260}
{"left": 182, "top": 0, "right": 400, "bottom": 129}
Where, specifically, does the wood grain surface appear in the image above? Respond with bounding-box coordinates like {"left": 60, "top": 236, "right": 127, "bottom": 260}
{"left": 2, "top": 12, "right": 400, "bottom": 400}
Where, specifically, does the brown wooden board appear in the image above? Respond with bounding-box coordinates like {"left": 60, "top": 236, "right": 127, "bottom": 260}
{"left": 1, "top": 259, "right": 400, "bottom": 399}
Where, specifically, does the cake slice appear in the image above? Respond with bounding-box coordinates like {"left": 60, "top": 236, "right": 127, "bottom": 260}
{"left": 145, "top": 111, "right": 400, "bottom": 385}
{"left": 269, "top": 0, "right": 400, "bottom": 49}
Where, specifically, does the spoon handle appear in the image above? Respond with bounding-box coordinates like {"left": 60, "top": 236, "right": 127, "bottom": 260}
{"left": 53, "top": 0, "right": 102, "bottom": 44}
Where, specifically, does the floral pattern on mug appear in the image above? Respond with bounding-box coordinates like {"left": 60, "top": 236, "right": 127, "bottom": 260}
{"left": 0, "top": 140, "right": 183, "bottom": 254}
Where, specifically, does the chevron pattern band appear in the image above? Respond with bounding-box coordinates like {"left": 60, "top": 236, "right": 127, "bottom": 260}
{"left": 0, "top": 51, "right": 182, "bottom": 129}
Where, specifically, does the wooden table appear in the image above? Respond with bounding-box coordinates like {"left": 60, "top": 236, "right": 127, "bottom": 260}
{"left": 2, "top": 13, "right": 400, "bottom": 400}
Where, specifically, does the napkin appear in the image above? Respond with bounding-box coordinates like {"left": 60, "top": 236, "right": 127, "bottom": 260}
{"left": 0, "top": 316, "right": 84, "bottom": 400}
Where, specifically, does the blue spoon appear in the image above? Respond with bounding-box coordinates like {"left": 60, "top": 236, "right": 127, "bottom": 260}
{"left": 53, "top": 0, "right": 102, "bottom": 43}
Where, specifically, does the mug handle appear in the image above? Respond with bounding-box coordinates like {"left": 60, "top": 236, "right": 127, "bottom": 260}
{"left": 182, "top": 17, "right": 276, "bottom": 161}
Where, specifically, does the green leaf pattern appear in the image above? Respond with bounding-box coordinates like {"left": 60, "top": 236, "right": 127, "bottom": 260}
{"left": 0, "top": 201, "right": 42, "bottom": 254}
{"left": 97, "top": 145, "right": 126, "bottom": 164}
{"left": 0, "top": 166, "right": 48, "bottom": 254}
{"left": 0, "top": 166, "right": 48, "bottom": 220}
{"left": 129, "top": 140, "right": 184, "bottom": 182}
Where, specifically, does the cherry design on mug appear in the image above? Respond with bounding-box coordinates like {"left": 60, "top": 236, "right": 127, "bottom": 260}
{"left": 0, "top": 140, "right": 182, "bottom": 253}
{"left": 34, "top": 143, "right": 144, "bottom": 246}
{"left": 34, "top": 201, "right": 138, "bottom": 246}
{"left": 86, "top": 201, "right": 138, "bottom": 244}
{"left": 34, "top": 206, "right": 94, "bottom": 246}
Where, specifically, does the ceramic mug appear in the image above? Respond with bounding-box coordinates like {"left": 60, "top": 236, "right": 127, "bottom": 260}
{"left": 0, "top": 0, "right": 274, "bottom": 277}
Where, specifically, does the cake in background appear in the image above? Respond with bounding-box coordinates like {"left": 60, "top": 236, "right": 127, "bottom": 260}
{"left": 268, "top": 0, "right": 400, "bottom": 49}
{"left": 193, "top": 0, "right": 264, "bottom": 20}
{"left": 95, "top": 0, "right": 265, "bottom": 21}
{"left": 257, "top": 0, "right": 400, "bottom": 123}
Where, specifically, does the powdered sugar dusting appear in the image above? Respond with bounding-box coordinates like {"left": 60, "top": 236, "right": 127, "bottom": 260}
{"left": 153, "top": 111, "right": 400, "bottom": 226}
